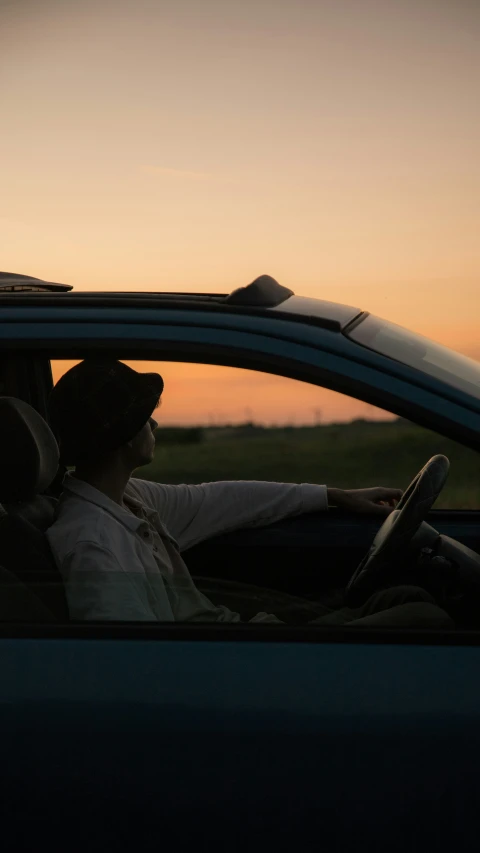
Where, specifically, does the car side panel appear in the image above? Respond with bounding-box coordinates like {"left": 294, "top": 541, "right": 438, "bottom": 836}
{"left": 1, "top": 637, "right": 480, "bottom": 850}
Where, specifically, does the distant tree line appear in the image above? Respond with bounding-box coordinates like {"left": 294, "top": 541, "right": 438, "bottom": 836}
{"left": 154, "top": 427, "right": 204, "bottom": 445}
{"left": 153, "top": 417, "right": 408, "bottom": 446}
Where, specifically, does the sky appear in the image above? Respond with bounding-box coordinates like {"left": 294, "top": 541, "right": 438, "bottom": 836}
{"left": 3, "top": 0, "right": 480, "bottom": 425}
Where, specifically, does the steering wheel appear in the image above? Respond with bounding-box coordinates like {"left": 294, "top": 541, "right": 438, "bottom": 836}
{"left": 345, "top": 454, "right": 450, "bottom": 606}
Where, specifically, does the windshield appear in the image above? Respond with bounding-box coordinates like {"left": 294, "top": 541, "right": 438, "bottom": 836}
{"left": 347, "top": 315, "right": 480, "bottom": 402}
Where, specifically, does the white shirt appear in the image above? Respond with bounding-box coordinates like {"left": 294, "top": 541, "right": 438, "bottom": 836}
{"left": 47, "top": 474, "right": 329, "bottom": 623}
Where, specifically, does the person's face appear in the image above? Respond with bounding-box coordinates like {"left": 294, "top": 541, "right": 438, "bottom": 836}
{"left": 128, "top": 415, "right": 158, "bottom": 467}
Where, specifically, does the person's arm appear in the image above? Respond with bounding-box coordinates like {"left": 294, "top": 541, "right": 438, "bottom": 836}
{"left": 60, "top": 540, "right": 159, "bottom": 622}
{"left": 131, "top": 479, "right": 403, "bottom": 551}
{"left": 130, "top": 479, "right": 328, "bottom": 550}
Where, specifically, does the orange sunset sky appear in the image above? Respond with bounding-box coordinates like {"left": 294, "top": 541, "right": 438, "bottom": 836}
{"left": 3, "top": 0, "right": 480, "bottom": 425}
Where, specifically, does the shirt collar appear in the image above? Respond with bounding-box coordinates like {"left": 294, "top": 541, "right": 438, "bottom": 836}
{"left": 61, "top": 472, "right": 150, "bottom": 533}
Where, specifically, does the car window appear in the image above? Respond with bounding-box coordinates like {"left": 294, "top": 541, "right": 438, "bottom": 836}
{"left": 51, "top": 359, "right": 480, "bottom": 509}
{"left": 1, "top": 357, "right": 479, "bottom": 631}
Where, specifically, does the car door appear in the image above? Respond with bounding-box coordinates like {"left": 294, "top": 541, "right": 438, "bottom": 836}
{"left": 2, "top": 304, "right": 480, "bottom": 851}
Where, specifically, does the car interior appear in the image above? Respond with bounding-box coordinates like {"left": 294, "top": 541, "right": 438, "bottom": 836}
{"left": 2, "top": 351, "right": 480, "bottom": 629}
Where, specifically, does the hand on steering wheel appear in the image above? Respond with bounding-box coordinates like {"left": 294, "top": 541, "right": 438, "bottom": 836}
{"left": 345, "top": 455, "right": 450, "bottom": 606}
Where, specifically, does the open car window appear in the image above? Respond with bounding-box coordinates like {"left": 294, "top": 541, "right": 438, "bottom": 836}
{"left": 51, "top": 360, "right": 480, "bottom": 509}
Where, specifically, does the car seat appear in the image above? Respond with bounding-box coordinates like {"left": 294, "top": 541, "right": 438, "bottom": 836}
{"left": 0, "top": 397, "right": 68, "bottom": 621}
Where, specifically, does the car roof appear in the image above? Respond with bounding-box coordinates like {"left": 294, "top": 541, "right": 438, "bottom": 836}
{"left": 0, "top": 271, "right": 364, "bottom": 332}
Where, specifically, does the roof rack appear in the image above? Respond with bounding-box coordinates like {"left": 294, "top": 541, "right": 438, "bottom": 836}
{"left": 0, "top": 271, "right": 73, "bottom": 293}
{"left": 0, "top": 271, "right": 293, "bottom": 307}
{"left": 225, "top": 275, "right": 294, "bottom": 307}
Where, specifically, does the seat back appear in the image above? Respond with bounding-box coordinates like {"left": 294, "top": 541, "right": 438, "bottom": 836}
{"left": 0, "top": 397, "right": 68, "bottom": 621}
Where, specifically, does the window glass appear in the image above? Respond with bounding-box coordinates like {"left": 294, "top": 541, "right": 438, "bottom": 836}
{"left": 348, "top": 315, "right": 480, "bottom": 402}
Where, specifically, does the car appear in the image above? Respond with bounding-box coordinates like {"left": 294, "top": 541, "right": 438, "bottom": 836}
{"left": 1, "top": 269, "right": 480, "bottom": 851}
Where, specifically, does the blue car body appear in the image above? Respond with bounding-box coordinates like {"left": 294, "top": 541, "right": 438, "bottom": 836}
{"left": 1, "top": 277, "right": 480, "bottom": 850}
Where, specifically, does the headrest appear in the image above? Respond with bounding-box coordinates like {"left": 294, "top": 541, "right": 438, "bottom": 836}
{"left": 0, "top": 397, "right": 59, "bottom": 502}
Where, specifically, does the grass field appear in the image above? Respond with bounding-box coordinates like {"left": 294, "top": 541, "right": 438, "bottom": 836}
{"left": 136, "top": 419, "right": 480, "bottom": 509}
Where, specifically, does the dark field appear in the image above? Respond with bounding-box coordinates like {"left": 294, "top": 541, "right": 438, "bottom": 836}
{"left": 137, "top": 419, "right": 480, "bottom": 509}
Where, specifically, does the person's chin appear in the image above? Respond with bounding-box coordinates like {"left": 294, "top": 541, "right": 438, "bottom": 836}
{"left": 137, "top": 451, "right": 155, "bottom": 468}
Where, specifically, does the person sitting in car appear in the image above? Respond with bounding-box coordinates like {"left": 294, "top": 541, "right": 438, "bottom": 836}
{"left": 46, "top": 359, "right": 452, "bottom": 628}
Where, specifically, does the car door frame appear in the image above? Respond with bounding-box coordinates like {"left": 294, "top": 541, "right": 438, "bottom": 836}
{"left": 1, "top": 303, "right": 480, "bottom": 449}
